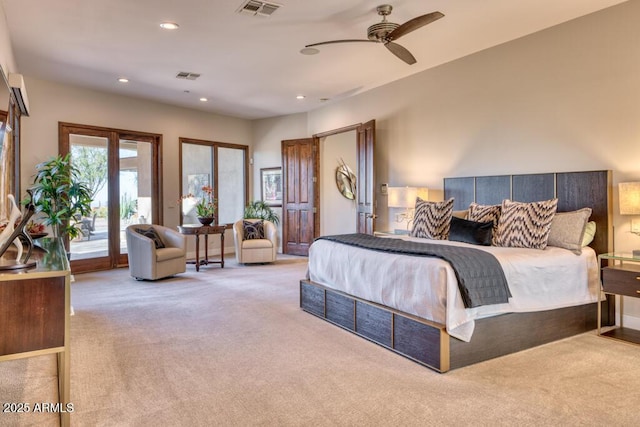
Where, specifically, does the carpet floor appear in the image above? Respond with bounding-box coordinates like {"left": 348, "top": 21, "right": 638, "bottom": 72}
{"left": 1, "top": 256, "right": 639, "bottom": 426}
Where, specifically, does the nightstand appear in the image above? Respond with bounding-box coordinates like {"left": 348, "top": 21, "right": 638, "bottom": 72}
{"left": 598, "top": 252, "right": 640, "bottom": 345}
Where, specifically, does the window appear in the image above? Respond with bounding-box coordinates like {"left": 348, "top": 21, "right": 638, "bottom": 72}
{"left": 179, "top": 138, "right": 248, "bottom": 225}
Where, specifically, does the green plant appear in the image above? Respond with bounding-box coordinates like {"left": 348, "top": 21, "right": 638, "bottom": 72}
{"left": 243, "top": 200, "right": 279, "bottom": 225}
{"left": 120, "top": 193, "right": 137, "bottom": 220}
{"left": 27, "top": 153, "right": 93, "bottom": 239}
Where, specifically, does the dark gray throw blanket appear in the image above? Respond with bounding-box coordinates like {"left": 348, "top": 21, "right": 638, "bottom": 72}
{"left": 316, "top": 233, "right": 511, "bottom": 308}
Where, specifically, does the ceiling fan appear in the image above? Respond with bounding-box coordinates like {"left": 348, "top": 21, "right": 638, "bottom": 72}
{"left": 304, "top": 4, "right": 444, "bottom": 65}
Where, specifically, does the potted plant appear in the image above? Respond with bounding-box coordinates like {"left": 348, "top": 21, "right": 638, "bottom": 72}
{"left": 243, "top": 200, "right": 279, "bottom": 225}
{"left": 180, "top": 185, "right": 216, "bottom": 225}
{"left": 26, "top": 153, "right": 93, "bottom": 240}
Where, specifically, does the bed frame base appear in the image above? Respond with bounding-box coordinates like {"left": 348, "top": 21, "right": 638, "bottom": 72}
{"left": 300, "top": 279, "right": 597, "bottom": 373}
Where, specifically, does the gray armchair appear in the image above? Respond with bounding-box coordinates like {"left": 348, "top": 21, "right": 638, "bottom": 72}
{"left": 126, "top": 224, "right": 187, "bottom": 280}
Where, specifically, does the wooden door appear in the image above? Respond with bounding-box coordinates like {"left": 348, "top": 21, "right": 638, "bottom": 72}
{"left": 282, "top": 138, "right": 316, "bottom": 255}
{"left": 357, "top": 120, "right": 376, "bottom": 234}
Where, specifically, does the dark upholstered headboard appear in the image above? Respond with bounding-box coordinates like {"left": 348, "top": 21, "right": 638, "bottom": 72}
{"left": 443, "top": 171, "right": 613, "bottom": 257}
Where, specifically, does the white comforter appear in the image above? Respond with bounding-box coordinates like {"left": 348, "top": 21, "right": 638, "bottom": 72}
{"left": 308, "top": 236, "right": 600, "bottom": 342}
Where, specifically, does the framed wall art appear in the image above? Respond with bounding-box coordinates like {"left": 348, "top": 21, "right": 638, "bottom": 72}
{"left": 260, "top": 167, "right": 282, "bottom": 207}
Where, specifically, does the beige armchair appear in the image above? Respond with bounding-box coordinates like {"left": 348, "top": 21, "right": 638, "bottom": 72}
{"left": 233, "top": 219, "right": 277, "bottom": 264}
{"left": 126, "top": 224, "right": 187, "bottom": 280}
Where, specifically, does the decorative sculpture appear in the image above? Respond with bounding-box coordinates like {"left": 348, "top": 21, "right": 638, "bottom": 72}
{"left": 0, "top": 194, "right": 24, "bottom": 261}
{"left": 0, "top": 190, "right": 37, "bottom": 269}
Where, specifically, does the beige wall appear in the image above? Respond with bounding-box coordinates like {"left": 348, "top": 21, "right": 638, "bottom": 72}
{"left": 320, "top": 130, "right": 357, "bottom": 235}
{"left": 20, "top": 77, "right": 253, "bottom": 256}
{"left": 0, "top": 4, "right": 16, "bottom": 76}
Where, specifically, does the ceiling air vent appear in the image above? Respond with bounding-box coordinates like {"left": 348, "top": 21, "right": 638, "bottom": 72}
{"left": 237, "top": 0, "right": 281, "bottom": 17}
{"left": 176, "top": 72, "right": 201, "bottom": 80}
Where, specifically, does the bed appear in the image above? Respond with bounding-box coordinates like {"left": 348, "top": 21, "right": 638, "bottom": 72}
{"left": 300, "top": 170, "right": 613, "bottom": 372}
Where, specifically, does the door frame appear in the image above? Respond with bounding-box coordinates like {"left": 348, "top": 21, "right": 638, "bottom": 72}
{"left": 281, "top": 120, "right": 376, "bottom": 255}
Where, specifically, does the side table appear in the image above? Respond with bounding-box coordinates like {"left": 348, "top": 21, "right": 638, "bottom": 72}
{"left": 178, "top": 224, "right": 231, "bottom": 271}
{"left": 598, "top": 252, "right": 640, "bottom": 345}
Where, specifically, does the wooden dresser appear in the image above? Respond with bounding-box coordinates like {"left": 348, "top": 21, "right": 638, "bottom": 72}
{"left": 0, "top": 238, "right": 71, "bottom": 426}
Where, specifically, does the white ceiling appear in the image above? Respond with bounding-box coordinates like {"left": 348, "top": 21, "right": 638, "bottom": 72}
{"left": 2, "top": 0, "right": 627, "bottom": 120}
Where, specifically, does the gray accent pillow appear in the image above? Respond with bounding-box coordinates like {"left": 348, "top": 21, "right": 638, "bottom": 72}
{"left": 494, "top": 198, "right": 558, "bottom": 249}
{"left": 547, "top": 208, "right": 592, "bottom": 254}
{"left": 410, "top": 198, "right": 454, "bottom": 240}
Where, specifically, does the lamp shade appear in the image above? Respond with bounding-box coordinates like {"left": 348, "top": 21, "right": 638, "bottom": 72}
{"left": 388, "top": 187, "right": 418, "bottom": 208}
{"left": 619, "top": 182, "right": 640, "bottom": 215}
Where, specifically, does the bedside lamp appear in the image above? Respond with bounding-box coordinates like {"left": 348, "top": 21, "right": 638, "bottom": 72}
{"left": 388, "top": 186, "right": 419, "bottom": 231}
{"left": 618, "top": 182, "right": 640, "bottom": 256}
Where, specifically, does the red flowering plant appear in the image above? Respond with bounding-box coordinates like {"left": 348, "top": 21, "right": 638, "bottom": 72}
{"left": 179, "top": 185, "right": 216, "bottom": 218}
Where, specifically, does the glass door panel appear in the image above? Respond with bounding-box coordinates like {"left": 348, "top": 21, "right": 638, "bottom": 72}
{"left": 69, "top": 134, "right": 109, "bottom": 261}
{"left": 218, "top": 147, "right": 245, "bottom": 225}
{"left": 119, "top": 139, "right": 154, "bottom": 255}
{"left": 181, "top": 142, "right": 214, "bottom": 225}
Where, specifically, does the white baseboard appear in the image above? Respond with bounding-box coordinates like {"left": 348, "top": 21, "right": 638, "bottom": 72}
{"left": 622, "top": 314, "right": 640, "bottom": 330}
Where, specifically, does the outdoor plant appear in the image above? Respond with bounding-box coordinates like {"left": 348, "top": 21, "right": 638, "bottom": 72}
{"left": 26, "top": 153, "right": 93, "bottom": 239}
{"left": 243, "top": 200, "right": 279, "bottom": 225}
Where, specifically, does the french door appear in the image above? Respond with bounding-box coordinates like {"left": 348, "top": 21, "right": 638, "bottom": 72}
{"left": 59, "top": 123, "right": 162, "bottom": 273}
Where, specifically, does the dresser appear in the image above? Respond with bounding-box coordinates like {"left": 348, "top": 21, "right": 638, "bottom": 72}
{"left": 0, "top": 238, "right": 71, "bottom": 426}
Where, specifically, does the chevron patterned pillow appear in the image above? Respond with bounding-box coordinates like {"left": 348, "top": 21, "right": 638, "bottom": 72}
{"left": 468, "top": 202, "right": 501, "bottom": 245}
{"left": 494, "top": 198, "right": 558, "bottom": 249}
{"left": 409, "top": 197, "right": 454, "bottom": 240}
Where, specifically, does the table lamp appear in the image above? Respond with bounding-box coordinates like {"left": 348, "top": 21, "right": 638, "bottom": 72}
{"left": 388, "top": 186, "right": 427, "bottom": 231}
{"left": 618, "top": 182, "right": 640, "bottom": 256}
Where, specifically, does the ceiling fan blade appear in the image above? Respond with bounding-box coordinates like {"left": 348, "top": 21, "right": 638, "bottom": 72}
{"left": 305, "top": 39, "right": 378, "bottom": 48}
{"left": 387, "top": 11, "right": 444, "bottom": 41}
{"left": 385, "top": 42, "right": 416, "bottom": 65}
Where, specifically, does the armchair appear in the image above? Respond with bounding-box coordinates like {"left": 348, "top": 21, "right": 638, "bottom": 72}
{"left": 233, "top": 219, "right": 277, "bottom": 264}
{"left": 125, "top": 224, "right": 187, "bottom": 280}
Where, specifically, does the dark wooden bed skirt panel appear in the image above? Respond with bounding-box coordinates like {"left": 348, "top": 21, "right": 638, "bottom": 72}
{"left": 300, "top": 280, "right": 449, "bottom": 372}
{"left": 449, "top": 302, "right": 597, "bottom": 369}
{"left": 301, "top": 279, "right": 598, "bottom": 373}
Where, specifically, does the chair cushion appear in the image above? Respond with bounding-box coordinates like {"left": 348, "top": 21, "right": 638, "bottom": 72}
{"left": 242, "top": 239, "right": 273, "bottom": 249}
{"left": 156, "top": 247, "right": 185, "bottom": 262}
{"left": 135, "top": 226, "right": 165, "bottom": 249}
{"left": 243, "top": 220, "right": 265, "bottom": 240}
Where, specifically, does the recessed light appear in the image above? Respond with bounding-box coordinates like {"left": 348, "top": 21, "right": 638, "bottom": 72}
{"left": 200, "top": 97, "right": 208, "bottom": 102}
{"left": 300, "top": 47, "right": 319, "bottom": 55}
{"left": 160, "top": 22, "right": 179, "bottom": 30}
{"left": 118, "top": 78, "right": 129, "bottom": 83}
{"left": 296, "top": 95, "right": 305, "bottom": 100}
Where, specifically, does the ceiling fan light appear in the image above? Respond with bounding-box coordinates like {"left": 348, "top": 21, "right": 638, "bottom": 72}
{"left": 160, "top": 22, "right": 179, "bottom": 30}
{"left": 300, "top": 47, "right": 319, "bottom": 55}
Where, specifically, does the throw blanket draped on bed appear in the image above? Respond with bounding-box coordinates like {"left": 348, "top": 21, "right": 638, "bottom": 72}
{"left": 317, "top": 233, "right": 511, "bottom": 308}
